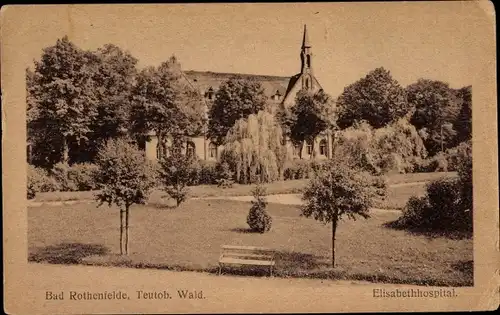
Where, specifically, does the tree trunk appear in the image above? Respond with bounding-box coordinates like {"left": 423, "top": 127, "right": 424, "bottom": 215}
{"left": 331, "top": 217, "right": 338, "bottom": 267}
{"left": 125, "top": 205, "right": 130, "bottom": 255}
{"left": 119, "top": 209, "right": 124, "bottom": 255}
{"left": 311, "top": 137, "right": 316, "bottom": 160}
{"left": 62, "top": 136, "right": 69, "bottom": 164}
{"left": 299, "top": 141, "right": 304, "bottom": 159}
{"left": 157, "top": 132, "right": 163, "bottom": 160}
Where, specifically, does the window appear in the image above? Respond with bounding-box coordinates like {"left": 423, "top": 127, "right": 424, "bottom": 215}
{"left": 306, "top": 140, "right": 313, "bottom": 155}
{"left": 186, "top": 141, "right": 196, "bottom": 157}
{"left": 305, "top": 78, "right": 309, "bottom": 89}
{"left": 209, "top": 142, "right": 217, "bottom": 159}
{"left": 293, "top": 143, "right": 301, "bottom": 156}
{"left": 306, "top": 55, "right": 311, "bottom": 68}
{"left": 319, "top": 139, "right": 327, "bottom": 156}
{"left": 206, "top": 87, "right": 214, "bottom": 100}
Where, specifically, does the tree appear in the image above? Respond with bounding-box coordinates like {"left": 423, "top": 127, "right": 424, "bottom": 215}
{"left": 207, "top": 78, "right": 267, "bottom": 145}
{"left": 130, "top": 56, "right": 205, "bottom": 157}
{"left": 281, "top": 89, "right": 336, "bottom": 159}
{"left": 334, "top": 119, "right": 427, "bottom": 174}
{"left": 28, "top": 36, "right": 100, "bottom": 166}
{"left": 301, "top": 163, "right": 386, "bottom": 267}
{"left": 158, "top": 147, "right": 196, "bottom": 207}
{"left": 454, "top": 86, "right": 472, "bottom": 144}
{"left": 221, "top": 111, "right": 289, "bottom": 184}
{"left": 85, "top": 44, "right": 139, "bottom": 162}
{"left": 95, "top": 138, "right": 156, "bottom": 255}
{"left": 336, "top": 67, "right": 409, "bottom": 129}
{"left": 407, "top": 79, "right": 461, "bottom": 155}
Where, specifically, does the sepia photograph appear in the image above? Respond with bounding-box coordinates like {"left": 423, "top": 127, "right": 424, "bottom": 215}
{"left": 2, "top": 2, "right": 498, "bottom": 313}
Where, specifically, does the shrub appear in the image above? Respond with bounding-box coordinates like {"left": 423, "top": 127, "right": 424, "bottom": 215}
{"left": 158, "top": 150, "right": 195, "bottom": 207}
{"left": 199, "top": 161, "right": 218, "bottom": 185}
{"left": 247, "top": 184, "right": 272, "bottom": 233}
{"left": 335, "top": 119, "right": 427, "bottom": 175}
{"left": 51, "top": 162, "right": 77, "bottom": 191}
{"left": 216, "top": 162, "right": 235, "bottom": 188}
{"left": 283, "top": 159, "right": 327, "bottom": 180}
{"left": 27, "top": 164, "right": 59, "bottom": 199}
{"left": 68, "top": 163, "right": 99, "bottom": 191}
{"left": 186, "top": 158, "right": 202, "bottom": 186}
{"left": 398, "top": 142, "right": 472, "bottom": 236}
{"left": 50, "top": 162, "right": 99, "bottom": 191}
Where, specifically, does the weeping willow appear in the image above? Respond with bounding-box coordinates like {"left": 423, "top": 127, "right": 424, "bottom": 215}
{"left": 221, "top": 111, "right": 289, "bottom": 184}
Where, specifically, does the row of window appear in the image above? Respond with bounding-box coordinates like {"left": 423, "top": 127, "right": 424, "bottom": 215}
{"left": 157, "top": 141, "right": 218, "bottom": 159}
{"left": 293, "top": 139, "right": 328, "bottom": 156}
{"left": 158, "top": 139, "right": 328, "bottom": 159}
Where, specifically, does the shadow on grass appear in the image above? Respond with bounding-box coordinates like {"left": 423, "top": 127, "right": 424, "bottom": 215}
{"left": 29, "top": 243, "right": 110, "bottom": 264}
{"left": 228, "top": 227, "right": 261, "bottom": 234}
{"left": 383, "top": 220, "right": 472, "bottom": 240}
{"left": 148, "top": 202, "right": 178, "bottom": 210}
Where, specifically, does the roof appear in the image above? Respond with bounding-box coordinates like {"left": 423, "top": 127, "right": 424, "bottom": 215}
{"left": 184, "top": 70, "right": 289, "bottom": 98}
{"left": 302, "top": 24, "right": 310, "bottom": 48}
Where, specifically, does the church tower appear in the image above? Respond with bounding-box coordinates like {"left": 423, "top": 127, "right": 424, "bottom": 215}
{"left": 300, "top": 24, "right": 313, "bottom": 90}
{"left": 281, "top": 24, "right": 323, "bottom": 107}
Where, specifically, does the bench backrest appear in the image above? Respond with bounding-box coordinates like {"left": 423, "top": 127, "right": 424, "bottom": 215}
{"left": 220, "top": 245, "right": 274, "bottom": 261}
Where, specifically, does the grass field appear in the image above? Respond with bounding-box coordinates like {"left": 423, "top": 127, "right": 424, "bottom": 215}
{"left": 33, "top": 172, "right": 458, "bottom": 205}
{"left": 28, "top": 198, "right": 472, "bottom": 286}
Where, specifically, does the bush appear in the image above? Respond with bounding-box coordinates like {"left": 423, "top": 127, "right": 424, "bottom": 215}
{"left": 68, "top": 163, "right": 99, "bottom": 191}
{"left": 398, "top": 142, "right": 472, "bottom": 236}
{"left": 50, "top": 162, "right": 99, "bottom": 191}
{"left": 247, "top": 184, "right": 272, "bottom": 233}
{"left": 51, "top": 162, "right": 77, "bottom": 191}
{"left": 199, "top": 161, "right": 218, "bottom": 185}
{"left": 413, "top": 141, "right": 472, "bottom": 173}
{"left": 283, "top": 159, "right": 327, "bottom": 180}
{"left": 335, "top": 119, "right": 427, "bottom": 175}
{"left": 216, "top": 162, "right": 234, "bottom": 188}
{"left": 27, "top": 164, "right": 59, "bottom": 199}
{"left": 158, "top": 150, "right": 194, "bottom": 207}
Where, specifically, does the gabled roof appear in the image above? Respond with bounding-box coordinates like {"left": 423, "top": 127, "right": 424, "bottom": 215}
{"left": 184, "top": 70, "right": 289, "bottom": 98}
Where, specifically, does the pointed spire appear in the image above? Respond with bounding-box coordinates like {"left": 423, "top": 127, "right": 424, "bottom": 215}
{"left": 302, "top": 24, "right": 311, "bottom": 48}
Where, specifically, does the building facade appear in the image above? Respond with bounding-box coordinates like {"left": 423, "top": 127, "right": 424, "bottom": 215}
{"left": 145, "top": 25, "right": 333, "bottom": 162}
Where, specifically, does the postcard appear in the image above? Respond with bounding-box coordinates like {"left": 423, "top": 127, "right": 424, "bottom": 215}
{"left": 2, "top": 2, "right": 498, "bottom": 313}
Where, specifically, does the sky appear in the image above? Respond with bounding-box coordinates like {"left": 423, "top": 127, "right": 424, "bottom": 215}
{"left": 10, "top": 2, "right": 494, "bottom": 97}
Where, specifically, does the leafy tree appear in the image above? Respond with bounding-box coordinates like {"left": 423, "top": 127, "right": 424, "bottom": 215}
{"left": 130, "top": 56, "right": 206, "bottom": 158}
{"left": 85, "top": 44, "right": 139, "bottom": 162}
{"left": 247, "top": 184, "right": 272, "bottom": 233}
{"left": 333, "top": 118, "right": 426, "bottom": 174}
{"left": 301, "top": 163, "right": 386, "bottom": 266}
{"left": 407, "top": 79, "right": 461, "bottom": 155}
{"left": 158, "top": 147, "right": 196, "bottom": 207}
{"left": 221, "top": 111, "right": 289, "bottom": 184}
{"left": 454, "top": 86, "right": 472, "bottom": 144}
{"left": 281, "top": 89, "right": 336, "bottom": 159}
{"left": 95, "top": 138, "right": 156, "bottom": 255}
{"left": 28, "top": 36, "right": 100, "bottom": 166}
{"left": 207, "top": 78, "right": 267, "bottom": 145}
{"left": 336, "top": 67, "right": 409, "bottom": 129}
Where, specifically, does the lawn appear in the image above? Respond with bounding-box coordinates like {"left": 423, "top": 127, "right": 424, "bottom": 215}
{"left": 33, "top": 171, "right": 457, "bottom": 204}
{"left": 28, "top": 198, "right": 472, "bottom": 286}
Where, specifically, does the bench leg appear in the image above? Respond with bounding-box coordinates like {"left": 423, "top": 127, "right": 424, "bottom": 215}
{"left": 270, "top": 265, "right": 273, "bottom": 277}
{"left": 218, "top": 263, "right": 222, "bottom": 276}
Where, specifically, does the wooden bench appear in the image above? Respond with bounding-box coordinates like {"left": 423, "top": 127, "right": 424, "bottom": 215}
{"left": 218, "top": 245, "right": 275, "bottom": 276}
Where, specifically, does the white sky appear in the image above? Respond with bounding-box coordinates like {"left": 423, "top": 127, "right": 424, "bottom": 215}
{"left": 13, "top": 2, "right": 492, "bottom": 97}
